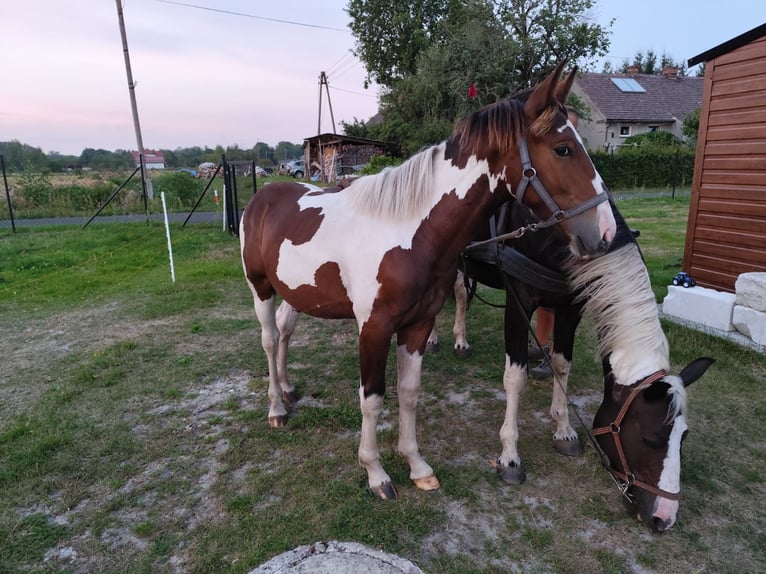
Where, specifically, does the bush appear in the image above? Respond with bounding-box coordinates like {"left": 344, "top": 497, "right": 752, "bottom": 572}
{"left": 591, "top": 147, "right": 695, "bottom": 189}
{"left": 152, "top": 172, "right": 203, "bottom": 208}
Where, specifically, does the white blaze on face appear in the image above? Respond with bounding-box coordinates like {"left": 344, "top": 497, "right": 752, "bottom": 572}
{"left": 557, "top": 119, "right": 616, "bottom": 242}
{"left": 653, "top": 414, "right": 687, "bottom": 524}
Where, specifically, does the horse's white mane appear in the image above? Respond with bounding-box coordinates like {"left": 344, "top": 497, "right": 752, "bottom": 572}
{"left": 568, "top": 243, "right": 671, "bottom": 386}
{"left": 346, "top": 144, "right": 442, "bottom": 220}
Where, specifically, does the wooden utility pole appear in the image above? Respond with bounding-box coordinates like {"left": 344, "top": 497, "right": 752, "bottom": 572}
{"left": 317, "top": 71, "right": 336, "bottom": 135}
{"left": 115, "top": 0, "right": 153, "bottom": 199}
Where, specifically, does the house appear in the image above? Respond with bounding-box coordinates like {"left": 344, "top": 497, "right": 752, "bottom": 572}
{"left": 302, "top": 134, "right": 395, "bottom": 183}
{"left": 131, "top": 149, "right": 165, "bottom": 170}
{"left": 571, "top": 69, "right": 703, "bottom": 152}
{"left": 661, "top": 23, "right": 766, "bottom": 348}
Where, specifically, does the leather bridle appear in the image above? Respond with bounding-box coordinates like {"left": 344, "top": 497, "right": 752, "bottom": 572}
{"left": 591, "top": 369, "right": 681, "bottom": 501}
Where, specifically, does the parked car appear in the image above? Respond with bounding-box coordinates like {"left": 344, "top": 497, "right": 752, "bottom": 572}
{"left": 286, "top": 160, "right": 305, "bottom": 178}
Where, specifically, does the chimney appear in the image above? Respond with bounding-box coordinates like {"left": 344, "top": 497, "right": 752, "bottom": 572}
{"left": 627, "top": 65, "right": 640, "bottom": 75}
{"left": 662, "top": 66, "right": 679, "bottom": 79}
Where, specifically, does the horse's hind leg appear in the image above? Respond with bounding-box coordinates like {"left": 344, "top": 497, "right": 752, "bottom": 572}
{"left": 549, "top": 308, "right": 583, "bottom": 456}
{"left": 250, "top": 292, "right": 289, "bottom": 427}
{"left": 276, "top": 301, "right": 300, "bottom": 405}
{"left": 452, "top": 270, "right": 471, "bottom": 356}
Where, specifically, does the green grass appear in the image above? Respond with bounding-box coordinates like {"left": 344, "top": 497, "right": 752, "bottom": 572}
{"left": 0, "top": 193, "right": 764, "bottom": 574}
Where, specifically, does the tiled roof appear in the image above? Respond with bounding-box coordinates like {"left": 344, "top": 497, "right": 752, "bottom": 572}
{"left": 575, "top": 72, "right": 703, "bottom": 123}
{"left": 131, "top": 149, "right": 165, "bottom": 163}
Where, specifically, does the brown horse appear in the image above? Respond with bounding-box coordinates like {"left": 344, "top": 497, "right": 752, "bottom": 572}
{"left": 239, "top": 63, "right": 616, "bottom": 499}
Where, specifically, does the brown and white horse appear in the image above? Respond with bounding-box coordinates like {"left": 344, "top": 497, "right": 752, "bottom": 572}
{"left": 239, "top": 63, "right": 616, "bottom": 499}
{"left": 438, "top": 198, "right": 713, "bottom": 531}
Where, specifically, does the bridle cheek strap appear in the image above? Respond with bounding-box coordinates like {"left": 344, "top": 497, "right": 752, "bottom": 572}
{"left": 513, "top": 104, "right": 609, "bottom": 230}
{"left": 592, "top": 370, "right": 681, "bottom": 501}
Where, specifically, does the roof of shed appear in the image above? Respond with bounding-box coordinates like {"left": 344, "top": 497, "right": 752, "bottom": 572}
{"left": 688, "top": 22, "right": 766, "bottom": 66}
{"left": 575, "top": 72, "right": 703, "bottom": 123}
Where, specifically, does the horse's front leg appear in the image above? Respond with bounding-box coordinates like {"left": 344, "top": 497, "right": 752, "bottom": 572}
{"left": 357, "top": 319, "right": 397, "bottom": 499}
{"left": 496, "top": 292, "right": 531, "bottom": 484}
{"left": 396, "top": 322, "right": 439, "bottom": 491}
{"left": 549, "top": 307, "right": 583, "bottom": 457}
{"left": 276, "top": 301, "right": 300, "bottom": 405}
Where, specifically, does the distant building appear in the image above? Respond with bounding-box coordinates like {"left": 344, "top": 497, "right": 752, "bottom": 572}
{"left": 131, "top": 149, "right": 165, "bottom": 170}
{"left": 571, "top": 69, "right": 703, "bottom": 152}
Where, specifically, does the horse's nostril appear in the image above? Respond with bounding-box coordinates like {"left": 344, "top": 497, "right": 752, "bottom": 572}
{"left": 651, "top": 516, "right": 670, "bottom": 533}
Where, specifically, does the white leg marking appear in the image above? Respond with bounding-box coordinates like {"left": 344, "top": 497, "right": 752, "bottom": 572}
{"left": 498, "top": 357, "right": 527, "bottom": 467}
{"left": 250, "top": 291, "right": 287, "bottom": 422}
{"left": 452, "top": 271, "right": 470, "bottom": 353}
{"left": 549, "top": 353, "right": 577, "bottom": 441}
{"left": 358, "top": 386, "right": 391, "bottom": 490}
{"left": 426, "top": 323, "right": 439, "bottom": 347}
{"left": 276, "top": 301, "right": 299, "bottom": 396}
{"left": 653, "top": 415, "right": 687, "bottom": 525}
{"left": 396, "top": 345, "right": 436, "bottom": 486}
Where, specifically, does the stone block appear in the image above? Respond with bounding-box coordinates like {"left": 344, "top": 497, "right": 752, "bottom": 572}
{"left": 735, "top": 272, "right": 766, "bottom": 312}
{"left": 732, "top": 305, "right": 766, "bottom": 346}
{"left": 661, "top": 285, "right": 736, "bottom": 331}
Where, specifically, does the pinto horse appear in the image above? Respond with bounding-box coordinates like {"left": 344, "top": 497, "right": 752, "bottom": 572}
{"left": 442, "top": 199, "right": 713, "bottom": 531}
{"left": 239, "top": 63, "right": 617, "bottom": 499}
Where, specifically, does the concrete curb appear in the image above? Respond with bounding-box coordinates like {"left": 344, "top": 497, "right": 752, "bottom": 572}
{"left": 249, "top": 540, "right": 426, "bottom": 574}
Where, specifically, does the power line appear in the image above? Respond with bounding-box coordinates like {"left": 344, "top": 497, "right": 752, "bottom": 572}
{"left": 329, "top": 85, "right": 377, "bottom": 98}
{"left": 155, "top": 0, "right": 347, "bottom": 32}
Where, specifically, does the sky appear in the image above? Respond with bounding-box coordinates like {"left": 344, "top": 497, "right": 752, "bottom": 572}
{"left": 1, "top": 0, "right": 764, "bottom": 156}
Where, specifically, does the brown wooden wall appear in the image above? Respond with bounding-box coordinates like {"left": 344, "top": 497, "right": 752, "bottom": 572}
{"left": 684, "top": 36, "right": 766, "bottom": 292}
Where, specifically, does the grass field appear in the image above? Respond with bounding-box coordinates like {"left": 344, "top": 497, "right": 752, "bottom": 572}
{"left": 0, "top": 193, "right": 764, "bottom": 574}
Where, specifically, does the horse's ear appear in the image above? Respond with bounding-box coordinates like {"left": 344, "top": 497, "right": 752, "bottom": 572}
{"left": 554, "top": 66, "right": 578, "bottom": 104}
{"left": 644, "top": 381, "right": 671, "bottom": 403}
{"left": 524, "top": 60, "right": 567, "bottom": 121}
{"left": 679, "top": 357, "right": 715, "bottom": 388}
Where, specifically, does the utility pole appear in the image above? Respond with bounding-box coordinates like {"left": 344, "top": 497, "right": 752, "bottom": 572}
{"left": 317, "top": 71, "right": 336, "bottom": 135}
{"left": 115, "top": 0, "right": 153, "bottom": 199}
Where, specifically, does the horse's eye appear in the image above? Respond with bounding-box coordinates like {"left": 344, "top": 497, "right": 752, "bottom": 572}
{"left": 554, "top": 145, "right": 571, "bottom": 157}
{"left": 643, "top": 437, "right": 666, "bottom": 450}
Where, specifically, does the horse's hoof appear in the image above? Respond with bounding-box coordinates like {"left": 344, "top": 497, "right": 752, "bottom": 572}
{"left": 282, "top": 390, "right": 300, "bottom": 405}
{"left": 425, "top": 341, "right": 440, "bottom": 354}
{"left": 497, "top": 461, "right": 526, "bottom": 485}
{"left": 453, "top": 346, "right": 472, "bottom": 358}
{"left": 553, "top": 437, "right": 584, "bottom": 457}
{"left": 412, "top": 474, "right": 440, "bottom": 491}
{"left": 370, "top": 482, "right": 398, "bottom": 500}
{"left": 268, "top": 415, "right": 288, "bottom": 428}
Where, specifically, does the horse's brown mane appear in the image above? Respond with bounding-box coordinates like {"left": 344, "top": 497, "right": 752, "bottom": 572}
{"left": 452, "top": 92, "right": 565, "bottom": 158}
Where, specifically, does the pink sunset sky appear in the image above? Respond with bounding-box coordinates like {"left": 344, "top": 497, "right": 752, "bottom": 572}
{"left": 1, "top": 0, "right": 762, "bottom": 155}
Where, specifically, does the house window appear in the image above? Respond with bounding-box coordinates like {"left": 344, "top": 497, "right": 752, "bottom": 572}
{"left": 619, "top": 126, "right": 631, "bottom": 137}
{"left": 648, "top": 126, "right": 659, "bottom": 132}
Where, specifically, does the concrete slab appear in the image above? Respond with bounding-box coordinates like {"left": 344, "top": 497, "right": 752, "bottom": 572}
{"left": 735, "top": 272, "right": 766, "bottom": 312}
{"left": 249, "top": 541, "right": 426, "bottom": 574}
{"left": 732, "top": 305, "right": 766, "bottom": 346}
{"left": 661, "top": 285, "right": 736, "bottom": 331}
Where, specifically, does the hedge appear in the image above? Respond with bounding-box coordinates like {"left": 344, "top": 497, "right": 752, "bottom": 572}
{"left": 590, "top": 147, "right": 695, "bottom": 189}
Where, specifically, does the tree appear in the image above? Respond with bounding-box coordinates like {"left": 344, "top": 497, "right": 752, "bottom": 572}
{"left": 682, "top": 108, "right": 700, "bottom": 148}
{"left": 349, "top": 0, "right": 612, "bottom": 155}
{"left": 613, "top": 50, "right": 688, "bottom": 76}
{"left": 347, "top": 0, "right": 460, "bottom": 88}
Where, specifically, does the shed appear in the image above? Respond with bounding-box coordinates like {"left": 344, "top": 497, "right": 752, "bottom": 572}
{"left": 684, "top": 23, "right": 766, "bottom": 292}
{"left": 303, "top": 134, "right": 395, "bottom": 183}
